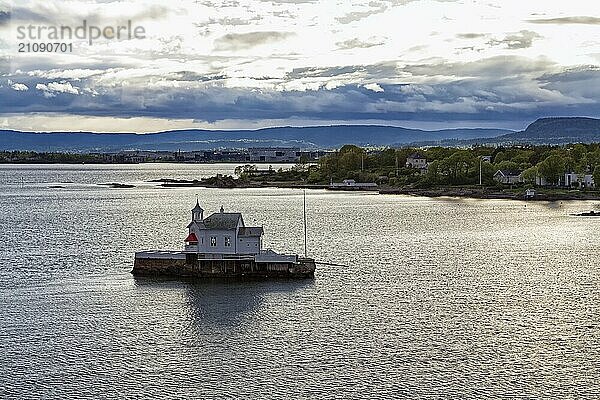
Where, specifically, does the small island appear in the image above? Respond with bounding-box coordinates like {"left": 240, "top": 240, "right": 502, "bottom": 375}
{"left": 133, "top": 201, "right": 316, "bottom": 279}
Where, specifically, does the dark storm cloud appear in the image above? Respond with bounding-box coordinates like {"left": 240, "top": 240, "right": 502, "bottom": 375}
{"left": 168, "top": 71, "right": 228, "bottom": 82}
{"left": 8, "top": 8, "right": 53, "bottom": 23}
{"left": 214, "top": 31, "right": 294, "bottom": 51}
{"left": 7, "top": 4, "right": 172, "bottom": 25}
{"left": 536, "top": 66, "right": 600, "bottom": 100}
{"left": 285, "top": 61, "right": 398, "bottom": 80}
{"left": 2, "top": 61, "right": 599, "bottom": 124}
{"left": 0, "top": 10, "right": 10, "bottom": 25}
{"left": 527, "top": 16, "right": 600, "bottom": 25}
{"left": 402, "top": 55, "right": 554, "bottom": 78}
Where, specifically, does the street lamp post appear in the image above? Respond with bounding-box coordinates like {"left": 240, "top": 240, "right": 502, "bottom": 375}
{"left": 479, "top": 157, "right": 482, "bottom": 186}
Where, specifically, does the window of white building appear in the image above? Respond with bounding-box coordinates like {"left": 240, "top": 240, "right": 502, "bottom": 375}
{"left": 210, "top": 236, "right": 217, "bottom": 246}
{"left": 224, "top": 237, "right": 231, "bottom": 247}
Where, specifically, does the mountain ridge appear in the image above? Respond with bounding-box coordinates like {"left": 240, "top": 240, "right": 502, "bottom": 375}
{"left": 2, "top": 117, "right": 598, "bottom": 151}
{"left": 0, "top": 125, "right": 512, "bottom": 152}
{"left": 409, "top": 117, "right": 600, "bottom": 147}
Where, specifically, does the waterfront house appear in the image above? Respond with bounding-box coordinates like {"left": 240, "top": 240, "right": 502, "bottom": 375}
{"left": 535, "top": 176, "right": 548, "bottom": 186}
{"left": 564, "top": 172, "right": 595, "bottom": 188}
{"left": 134, "top": 201, "right": 315, "bottom": 278}
{"left": 493, "top": 170, "right": 523, "bottom": 184}
{"left": 405, "top": 153, "right": 428, "bottom": 171}
{"left": 184, "top": 201, "right": 264, "bottom": 256}
{"left": 329, "top": 179, "right": 378, "bottom": 189}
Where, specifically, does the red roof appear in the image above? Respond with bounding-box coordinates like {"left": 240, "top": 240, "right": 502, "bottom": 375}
{"left": 184, "top": 232, "right": 198, "bottom": 243}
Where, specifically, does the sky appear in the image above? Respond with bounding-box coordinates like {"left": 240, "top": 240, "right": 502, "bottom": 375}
{"left": 0, "top": 0, "right": 598, "bottom": 132}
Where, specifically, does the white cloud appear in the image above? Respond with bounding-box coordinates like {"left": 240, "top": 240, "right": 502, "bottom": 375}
{"left": 11, "top": 82, "right": 29, "bottom": 91}
{"left": 35, "top": 81, "right": 81, "bottom": 97}
{"left": 364, "top": 83, "right": 384, "bottom": 92}
{"left": 26, "top": 69, "right": 106, "bottom": 80}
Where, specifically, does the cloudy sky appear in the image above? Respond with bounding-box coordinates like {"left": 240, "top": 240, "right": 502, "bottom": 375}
{"left": 0, "top": 0, "right": 598, "bottom": 132}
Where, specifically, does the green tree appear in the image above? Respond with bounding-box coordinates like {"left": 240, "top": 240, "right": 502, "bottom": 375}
{"left": 376, "top": 149, "right": 396, "bottom": 168}
{"left": 493, "top": 151, "right": 506, "bottom": 164}
{"left": 298, "top": 154, "right": 310, "bottom": 165}
{"left": 307, "top": 169, "right": 323, "bottom": 183}
{"left": 587, "top": 149, "right": 600, "bottom": 167}
{"left": 425, "top": 160, "right": 441, "bottom": 184}
{"left": 522, "top": 166, "right": 538, "bottom": 185}
{"left": 537, "top": 154, "right": 566, "bottom": 185}
{"left": 480, "top": 161, "right": 496, "bottom": 185}
{"left": 444, "top": 150, "right": 475, "bottom": 184}
{"left": 318, "top": 152, "right": 339, "bottom": 179}
{"left": 570, "top": 144, "right": 587, "bottom": 161}
{"left": 425, "top": 147, "right": 454, "bottom": 162}
{"left": 594, "top": 165, "right": 600, "bottom": 189}
{"left": 495, "top": 160, "right": 520, "bottom": 172}
{"left": 511, "top": 150, "right": 534, "bottom": 167}
{"left": 337, "top": 145, "right": 364, "bottom": 172}
{"left": 234, "top": 164, "right": 256, "bottom": 176}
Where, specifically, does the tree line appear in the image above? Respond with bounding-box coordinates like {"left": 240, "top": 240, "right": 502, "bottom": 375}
{"left": 307, "top": 144, "right": 600, "bottom": 188}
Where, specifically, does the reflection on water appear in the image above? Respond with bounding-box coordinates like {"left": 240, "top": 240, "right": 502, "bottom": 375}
{"left": 0, "top": 164, "right": 599, "bottom": 399}
{"left": 134, "top": 276, "right": 314, "bottom": 331}
{"left": 186, "top": 280, "right": 313, "bottom": 326}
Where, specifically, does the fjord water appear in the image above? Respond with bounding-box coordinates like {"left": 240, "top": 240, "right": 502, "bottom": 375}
{"left": 1, "top": 164, "right": 599, "bottom": 399}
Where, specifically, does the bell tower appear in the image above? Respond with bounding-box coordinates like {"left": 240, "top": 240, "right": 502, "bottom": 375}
{"left": 191, "top": 199, "right": 204, "bottom": 222}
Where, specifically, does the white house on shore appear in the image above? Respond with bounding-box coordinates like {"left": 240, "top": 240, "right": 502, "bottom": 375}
{"left": 405, "top": 153, "right": 428, "bottom": 173}
{"left": 493, "top": 170, "right": 524, "bottom": 184}
{"left": 329, "top": 179, "right": 377, "bottom": 189}
{"left": 493, "top": 169, "right": 596, "bottom": 188}
{"left": 184, "top": 201, "right": 264, "bottom": 256}
{"left": 565, "top": 172, "right": 595, "bottom": 188}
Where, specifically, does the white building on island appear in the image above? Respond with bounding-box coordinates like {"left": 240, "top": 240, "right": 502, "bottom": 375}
{"left": 184, "top": 200, "right": 264, "bottom": 256}
{"left": 134, "top": 200, "right": 316, "bottom": 277}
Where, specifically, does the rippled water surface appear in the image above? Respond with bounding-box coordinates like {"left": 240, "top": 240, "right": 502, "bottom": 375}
{"left": 1, "top": 164, "right": 599, "bottom": 399}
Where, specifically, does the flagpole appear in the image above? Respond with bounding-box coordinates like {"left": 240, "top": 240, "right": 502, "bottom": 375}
{"left": 303, "top": 189, "right": 308, "bottom": 258}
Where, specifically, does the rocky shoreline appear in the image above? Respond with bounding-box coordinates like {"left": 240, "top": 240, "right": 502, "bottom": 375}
{"left": 379, "top": 187, "right": 600, "bottom": 201}
{"left": 150, "top": 178, "right": 600, "bottom": 201}
{"left": 151, "top": 177, "right": 329, "bottom": 190}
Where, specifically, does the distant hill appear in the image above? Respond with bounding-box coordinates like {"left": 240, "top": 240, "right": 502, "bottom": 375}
{"left": 495, "top": 117, "right": 600, "bottom": 144}
{"left": 0, "top": 125, "right": 512, "bottom": 152}
{"left": 413, "top": 117, "right": 600, "bottom": 146}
